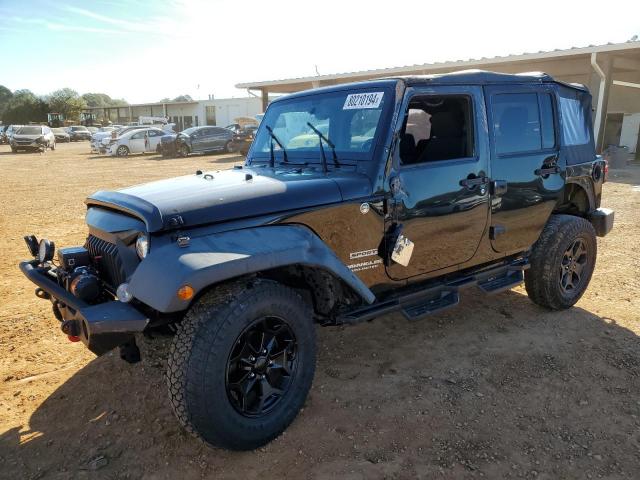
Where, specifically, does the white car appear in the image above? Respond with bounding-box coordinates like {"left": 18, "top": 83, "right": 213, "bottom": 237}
{"left": 91, "top": 126, "right": 145, "bottom": 154}
{"left": 108, "top": 127, "right": 166, "bottom": 157}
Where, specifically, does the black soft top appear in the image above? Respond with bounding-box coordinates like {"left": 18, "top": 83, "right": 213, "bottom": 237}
{"left": 394, "top": 70, "right": 588, "bottom": 92}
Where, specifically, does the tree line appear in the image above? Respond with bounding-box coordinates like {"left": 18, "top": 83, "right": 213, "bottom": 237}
{"left": 0, "top": 87, "right": 199, "bottom": 125}
{"left": 0, "top": 85, "right": 129, "bottom": 125}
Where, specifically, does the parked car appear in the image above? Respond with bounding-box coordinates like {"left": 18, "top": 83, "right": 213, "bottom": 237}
{"left": 91, "top": 126, "right": 148, "bottom": 154}
{"left": 228, "top": 124, "right": 258, "bottom": 155}
{"left": 0, "top": 125, "right": 7, "bottom": 144}
{"left": 66, "top": 125, "right": 92, "bottom": 141}
{"left": 51, "top": 127, "right": 71, "bottom": 143}
{"left": 10, "top": 125, "right": 56, "bottom": 152}
{"left": 87, "top": 126, "right": 99, "bottom": 134}
{"left": 4, "top": 125, "right": 23, "bottom": 144}
{"left": 19, "top": 71, "right": 614, "bottom": 451}
{"left": 160, "top": 126, "right": 233, "bottom": 157}
{"left": 107, "top": 127, "right": 166, "bottom": 157}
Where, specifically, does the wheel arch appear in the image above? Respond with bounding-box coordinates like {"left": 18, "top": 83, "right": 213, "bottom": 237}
{"left": 555, "top": 181, "right": 595, "bottom": 216}
{"left": 128, "top": 225, "right": 376, "bottom": 314}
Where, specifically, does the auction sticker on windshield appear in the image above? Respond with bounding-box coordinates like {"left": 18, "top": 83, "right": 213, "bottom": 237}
{"left": 343, "top": 92, "right": 384, "bottom": 110}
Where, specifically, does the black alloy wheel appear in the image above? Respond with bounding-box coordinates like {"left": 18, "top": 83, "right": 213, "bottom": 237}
{"left": 559, "top": 238, "right": 588, "bottom": 294}
{"left": 226, "top": 316, "right": 297, "bottom": 417}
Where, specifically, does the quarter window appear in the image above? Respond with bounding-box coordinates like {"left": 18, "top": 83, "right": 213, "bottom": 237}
{"left": 492, "top": 92, "right": 556, "bottom": 155}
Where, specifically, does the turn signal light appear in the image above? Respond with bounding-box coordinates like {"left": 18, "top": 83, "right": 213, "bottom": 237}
{"left": 177, "top": 285, "right": 194, "bottom": 301}
{"left": 68, "top": 335, "right": 81, "bottom": 342}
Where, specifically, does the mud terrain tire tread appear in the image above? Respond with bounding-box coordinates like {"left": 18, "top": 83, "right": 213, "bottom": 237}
{"left": 166, "top": 278, "right": 316, "bottom": 450}
{"left": 525, "top": 214, "right": 597, "bottom": 310}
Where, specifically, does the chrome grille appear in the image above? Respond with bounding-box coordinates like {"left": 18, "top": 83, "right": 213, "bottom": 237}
{"left": 85, "top": 235, "right": 126, "bottom": 287}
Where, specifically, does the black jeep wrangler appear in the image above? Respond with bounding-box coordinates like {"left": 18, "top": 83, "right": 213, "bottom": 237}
{"left": 20, "top": 71, "right": 614, "bottom": 451}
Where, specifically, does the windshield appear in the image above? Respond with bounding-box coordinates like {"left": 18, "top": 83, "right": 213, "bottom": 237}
{"left": 52, "top": 128, "right": 65, "bottom": 133}
{"left": 71, "top": 126, "right": 88, "bottom": 131}
{"left": 16, "top": 126, "right": 43, "bottom": 135}
{"left": 251, "top": 87, "right": 393, "bottom": 162}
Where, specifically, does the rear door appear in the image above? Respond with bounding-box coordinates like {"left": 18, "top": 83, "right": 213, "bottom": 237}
{"left": 146, "top": 129, "right": 163, "bottom": 151}
{"left": 485, "top": 85, "right": 564, "bottom": 253}
{"left": 211, "top": 127, "right": 230, "bottom": 150}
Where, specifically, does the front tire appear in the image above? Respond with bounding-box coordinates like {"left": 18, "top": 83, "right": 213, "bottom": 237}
{"left": 525, "top": 214, "right": 597, "bottom": 310}
{"left": 179, "top": 144, "right": 190, "bottom": 157}
{"left": 116, "top": 145, "right": 129, "bottom": 157}
{"left": 167, "top": 279, "right": 316, "bottom": 450}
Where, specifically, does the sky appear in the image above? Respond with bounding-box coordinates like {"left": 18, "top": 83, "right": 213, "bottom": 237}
{"left": 0, "top": 0, "right": 638, "bottom": 103}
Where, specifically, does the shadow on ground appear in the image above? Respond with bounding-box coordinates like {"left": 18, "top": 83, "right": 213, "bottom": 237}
{"left": 2, "top": 289, "right": 640, "bottom": 479}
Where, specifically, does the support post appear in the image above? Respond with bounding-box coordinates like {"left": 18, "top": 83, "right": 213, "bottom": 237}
{"left": 261, "top": 89, "right": 268, "bottom": 112}
{"left": 589, "top": 53, "right": 613, "bottom": 153}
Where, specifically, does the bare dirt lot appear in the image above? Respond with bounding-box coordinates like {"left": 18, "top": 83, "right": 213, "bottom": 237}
{"left": 0, "top": 141, "right": 639, "bottom": 479}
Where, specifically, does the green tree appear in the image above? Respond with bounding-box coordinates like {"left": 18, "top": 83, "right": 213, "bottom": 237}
{"left": 2, "top": 89, "right": 48, "bottom": 124}
{"left": 48, "top": 88, "right": 87, "bottom": 122}
{"left": 82, "top": 92, "right": 128, "bottom": 108}
{"left": 160, "top": 95, "right": 193, "bottom": 103}
{"left": 0, "top": 85, "right": 13, "bottom": 120}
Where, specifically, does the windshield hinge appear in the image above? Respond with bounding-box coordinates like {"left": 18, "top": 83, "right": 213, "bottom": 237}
{"left": 168, "top": 215, "right": 185, "bottom": 228}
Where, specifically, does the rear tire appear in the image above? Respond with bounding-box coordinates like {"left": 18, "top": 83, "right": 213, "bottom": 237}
{"left": 525, "top": 214, "right": 597, "bottom": 310}
{"left": 167, "top": 279, "right": 316, "bottom": 450}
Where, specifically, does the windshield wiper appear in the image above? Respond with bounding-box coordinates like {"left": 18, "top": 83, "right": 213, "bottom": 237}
{"left": 306, "top": 122, "right": 339, "bottom": 173}
{"left": 265, "top": 125, "right": 288, "bottom": 167}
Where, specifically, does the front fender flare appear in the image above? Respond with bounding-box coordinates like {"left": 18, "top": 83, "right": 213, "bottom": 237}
{"left": 128, "top": 225, "right": 376, "bottom": 313}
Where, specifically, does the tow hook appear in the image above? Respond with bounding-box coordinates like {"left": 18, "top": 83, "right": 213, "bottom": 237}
{"left": 61, "top": 319, "right": 81, "bottom": 342}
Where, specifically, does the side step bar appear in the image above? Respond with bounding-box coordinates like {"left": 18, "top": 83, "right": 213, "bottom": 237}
{"left": 337, "top": 258, "right": 528, "bottom": 325}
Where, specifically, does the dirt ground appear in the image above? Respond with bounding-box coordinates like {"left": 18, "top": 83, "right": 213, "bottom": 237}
{"left": 0, "top": 142, "right": 639, "bottom": 480}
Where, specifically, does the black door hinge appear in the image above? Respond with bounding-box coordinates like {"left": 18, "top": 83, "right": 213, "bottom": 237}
{"left": 168, "top": 215, "right": 185, "bottom": 227}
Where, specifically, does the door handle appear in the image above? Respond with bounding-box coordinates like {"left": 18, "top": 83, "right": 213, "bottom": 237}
{"left": 534, "top": 166, "right": 560, "bottom": 176}
{"left": 459, "top": 176, "right": 488, "bottom": 188}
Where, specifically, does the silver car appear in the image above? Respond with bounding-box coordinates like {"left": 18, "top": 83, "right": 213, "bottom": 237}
{"left": 10, "top": 125, "right": 56, "bottom": 152}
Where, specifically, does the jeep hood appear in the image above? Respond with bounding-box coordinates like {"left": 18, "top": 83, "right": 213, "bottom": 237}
{"left": 86, "top": 167, "right": 371, "bottom": 232}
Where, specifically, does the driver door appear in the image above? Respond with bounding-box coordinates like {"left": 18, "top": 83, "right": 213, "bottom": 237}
{"left": 128, "top": 131, "right": 146, "bottom": 153}
{"left": 386, "top": 86, "right": 490, "bottom": 280}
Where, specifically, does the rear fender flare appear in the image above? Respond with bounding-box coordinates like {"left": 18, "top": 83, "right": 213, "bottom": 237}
{"left": 128, "top": 225, "right": 376, "bottom": 313}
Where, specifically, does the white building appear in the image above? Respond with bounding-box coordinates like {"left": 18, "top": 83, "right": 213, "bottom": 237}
{"left": 83, "top": 96, "right": 263, "bottom": 131}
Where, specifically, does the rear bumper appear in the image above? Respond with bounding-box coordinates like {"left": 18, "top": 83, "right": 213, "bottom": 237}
{"left": 19, "top": 260, "right": 149, "bottom": 355}
{"left": 589, "top": 207, "right": 614, "bottom": 237}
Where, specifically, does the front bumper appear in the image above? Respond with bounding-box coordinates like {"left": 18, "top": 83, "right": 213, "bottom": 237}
{"left": 12, "top": 141, "right": 42, "bottom": 150}
{"left": 589, "top": 207, "right": 614, "bottom": 237}
{"left": 19, "top": 260, "right": 149, "bottom": 355}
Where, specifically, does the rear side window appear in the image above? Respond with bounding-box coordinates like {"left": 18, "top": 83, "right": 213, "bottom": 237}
{"left": 492, "top": 92, "right": 556, "bottom": 155}
{"left": 558, "top": 96, "right": 590, "bottom": 146}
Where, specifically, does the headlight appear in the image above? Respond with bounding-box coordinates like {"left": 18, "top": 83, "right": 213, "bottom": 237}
{"left": 38, "top": 238, "right": 55, "bottom": 263}
{"left": 135, "top": 234, "right": 149, "bottom": 259}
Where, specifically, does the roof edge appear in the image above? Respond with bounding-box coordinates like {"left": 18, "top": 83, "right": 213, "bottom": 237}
{"left": 236, "top": 40, "right": 640, "bottom": 89}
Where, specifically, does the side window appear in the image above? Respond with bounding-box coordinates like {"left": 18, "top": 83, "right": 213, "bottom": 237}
{"left": 400, "top": 95, "right": 474, "bottom": 165}
{"left": 147, "top": 130, "right": 160, "bottom": 137}
{"left": 492, "top": 92, "right": 556, "bottom": 155}
{"left": 131, "top": 132, "right": 145, "bottom": 139}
